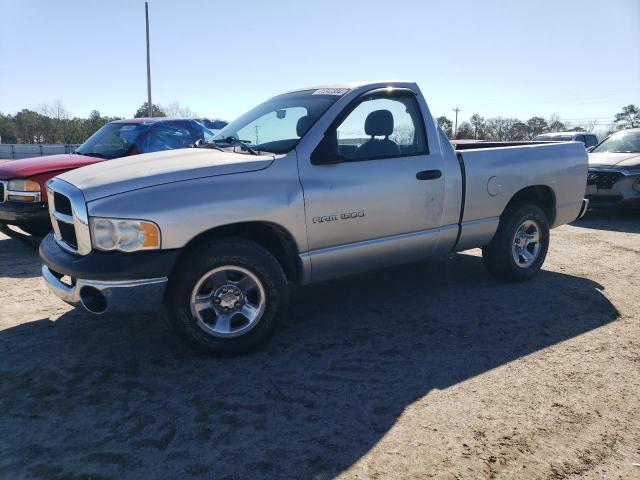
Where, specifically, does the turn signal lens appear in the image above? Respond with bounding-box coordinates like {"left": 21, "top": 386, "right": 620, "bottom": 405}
{"left": 8, "top": 179, "right": 41, "bottom": 192}
{"left": 141, "top": 222, "right": 161, "bottom": 248}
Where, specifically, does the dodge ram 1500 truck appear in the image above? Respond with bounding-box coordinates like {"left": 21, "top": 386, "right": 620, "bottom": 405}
{"left": 40, "top": 81, "right": 589, "bottom": 356}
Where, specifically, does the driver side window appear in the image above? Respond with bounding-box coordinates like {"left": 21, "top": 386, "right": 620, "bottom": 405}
{"left": 313, "top": 93, "right": 428, "bottom": 163}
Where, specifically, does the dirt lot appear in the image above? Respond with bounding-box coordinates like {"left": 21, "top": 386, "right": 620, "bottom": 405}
{"left": 0, "top": 212, "right": 639, "bottom": 480}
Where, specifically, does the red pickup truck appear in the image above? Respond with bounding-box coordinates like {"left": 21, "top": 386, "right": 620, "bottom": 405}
{"left": 0, "top": 117, "right": 218, "bottom": 235}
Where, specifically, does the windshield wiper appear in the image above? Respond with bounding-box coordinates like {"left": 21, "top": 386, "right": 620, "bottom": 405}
{"left": 213, "top": 136, "right": 258, "bottom": 156}
{"left": 192, "top": 139, "right": 224, "bottom": 152}
{"left": 75, "top": 151, "right": 108, "bottom": 159}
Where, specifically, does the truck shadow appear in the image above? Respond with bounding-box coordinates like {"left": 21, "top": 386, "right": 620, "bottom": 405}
{"left": 0, "top": 253, "right": 618, "bottom": 479}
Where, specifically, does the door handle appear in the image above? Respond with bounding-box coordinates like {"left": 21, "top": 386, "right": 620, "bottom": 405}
{"left": 416, "top": 169, "right": 442, "bottom": 180}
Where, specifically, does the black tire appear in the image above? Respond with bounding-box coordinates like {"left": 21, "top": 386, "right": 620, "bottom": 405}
{"left": 164, "top": 237, "right": 289, "bottom": 356}
{"left": 482, "top": 204, "right": 550, "bottom": 282}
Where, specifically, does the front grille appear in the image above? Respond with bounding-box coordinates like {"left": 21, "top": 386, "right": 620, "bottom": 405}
{"left": 54, "top": 192, "right": 73, "bottom": 215}
{"left": 58, "top": 221, "right": 78, "bottom": 249}
{"left": 587, "top": 171, "right": 623, "bottom": 190}
{"left": 47, "top": 179, "right": 90, "bottom": 255}
{"left": 51, "top": 190, "right": 78, "bottom": 250}
{"left": 0, "top": 181, "right": 5, "bottom": 203}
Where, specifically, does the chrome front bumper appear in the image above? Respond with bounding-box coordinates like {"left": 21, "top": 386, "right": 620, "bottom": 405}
{"left": 42, "top": 265, "right": 167, "bottom": 315}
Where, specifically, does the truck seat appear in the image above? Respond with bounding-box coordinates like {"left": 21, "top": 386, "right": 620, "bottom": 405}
{"left": 353, "top": 110, "right": 400, "bottom": 159}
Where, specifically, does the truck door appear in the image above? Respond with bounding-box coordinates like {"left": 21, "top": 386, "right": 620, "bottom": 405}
{"left": 297, "top": 88, "right": 446, "bottom": 281}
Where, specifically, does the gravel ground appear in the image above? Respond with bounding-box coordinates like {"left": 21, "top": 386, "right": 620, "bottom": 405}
{"left": 0, "top": 212, "right": 638, "bottom": 480}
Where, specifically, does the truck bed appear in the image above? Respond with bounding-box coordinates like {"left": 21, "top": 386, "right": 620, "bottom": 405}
{"left": 453, "top": 142, "right": 588, "bottom": 253}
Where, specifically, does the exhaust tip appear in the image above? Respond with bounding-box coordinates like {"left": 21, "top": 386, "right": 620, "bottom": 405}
{"left": 79, "top": 286, "right": 107, "bottom": 314}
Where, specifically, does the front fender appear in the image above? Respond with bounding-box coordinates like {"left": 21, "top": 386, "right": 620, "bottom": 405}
{"left": 86, "top": 153, "right": 308, "bottom": 253}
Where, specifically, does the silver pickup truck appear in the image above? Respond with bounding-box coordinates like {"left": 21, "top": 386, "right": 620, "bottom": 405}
{"left": 40, "top": 81, "right": 589, "bottom": 355}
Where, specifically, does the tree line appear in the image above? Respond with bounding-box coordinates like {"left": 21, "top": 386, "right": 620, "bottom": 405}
{"left": 437, "top": 104, "right": 639, "bottom": 141}
{"left": 1, "top": 100, "right": 638, "bottom": 145}
{"left": 0, "top": 101, "right": 195, "bottom": 144}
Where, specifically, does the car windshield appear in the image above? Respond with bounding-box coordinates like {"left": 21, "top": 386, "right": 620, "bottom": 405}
{"left": 76, "top": 123, "right": 149, "bottom": 159}
{"left": 591, "top": 130, "right": 640, "bottom": 153}
{"left": 198, "top": 118, "right": 228, "bottom": 131}
{"left": 76, "top": 120, "right": 214, "bottom": 159}
{"left": 212, "top": 89, "right": 347, "bottom": 154}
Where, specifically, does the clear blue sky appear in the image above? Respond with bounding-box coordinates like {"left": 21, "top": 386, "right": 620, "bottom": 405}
{"left": 1, "top": 0, "right": 638, "bottom": 128}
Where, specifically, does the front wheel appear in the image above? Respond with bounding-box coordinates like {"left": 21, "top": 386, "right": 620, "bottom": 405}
{"left": 164, "top": 238, "right": 289, "bottom": 356}
{"left": 482, "top": 204, "right": 550, "bottom": 282}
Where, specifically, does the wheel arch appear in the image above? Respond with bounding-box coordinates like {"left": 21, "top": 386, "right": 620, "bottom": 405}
{"left": 171, "top": 221, "right": 302, "bottom": 284}
{"left": 503, "top": 185, "right": 556, "bottom": 225}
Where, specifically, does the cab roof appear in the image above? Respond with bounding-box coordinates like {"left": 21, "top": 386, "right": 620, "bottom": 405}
{"left": 283, "top": 80, "right": 413, "bottom": 95}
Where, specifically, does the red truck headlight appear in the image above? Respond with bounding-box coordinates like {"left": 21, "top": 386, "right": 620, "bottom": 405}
{"left": 7, "top": 179, "right": 41, "bottom": 202}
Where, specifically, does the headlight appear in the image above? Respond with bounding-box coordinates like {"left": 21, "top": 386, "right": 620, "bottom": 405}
{"left": 7, "top": 179, "right": 42, "bottom": 202}
{"left": 8, "top": 179, "right": 41, "bottom": 192}
{"left": 633, "top": 179, "right": 640, "bottom": 193}
{"left": 89, "top": 217, "right": 161, "bottom": 252}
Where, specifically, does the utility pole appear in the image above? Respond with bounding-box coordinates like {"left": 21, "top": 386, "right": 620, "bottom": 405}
{"left": 452, "top": 107, "right": 460, "bottom": 138}
{"left": 145, "top": 2, "right": 152, "bottom": 117}
{"left": 255, "top": 125, "right": 260, "bottom": 145}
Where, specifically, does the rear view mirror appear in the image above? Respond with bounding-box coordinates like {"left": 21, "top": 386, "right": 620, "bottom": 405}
{"left": 276, "top": 109, "right": 286, "bottom": 119}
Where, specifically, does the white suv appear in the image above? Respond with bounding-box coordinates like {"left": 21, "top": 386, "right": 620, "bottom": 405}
{"left": 534, "top": 132, "right": 599, "bottom": 149}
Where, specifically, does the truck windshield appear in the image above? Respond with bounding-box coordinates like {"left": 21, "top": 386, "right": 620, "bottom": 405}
{"left": 212, "top": 89, "right": 347, "bottom": 154}
{"left": 76, "top": 123, "right": 148, "bottom": 159}
{"left": 591, "top": 130, "right": 640, "bottom": 153}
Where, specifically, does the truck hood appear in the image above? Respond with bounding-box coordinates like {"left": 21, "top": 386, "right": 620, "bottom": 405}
{"left": 0, "top": 154, "right": 104, "bottom": 179}
{"left": 588, "top": 152, "right": 640, "bottom": 168}
{"left": 58, "top": 148, "right": 276, "bottom": 202}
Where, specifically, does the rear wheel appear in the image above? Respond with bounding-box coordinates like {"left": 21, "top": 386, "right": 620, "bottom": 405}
{"left": 165, "top": 237, "right": 289, "bottom": 356}
{"left": 482, "top": 204, "right": 549, "bottom": 282}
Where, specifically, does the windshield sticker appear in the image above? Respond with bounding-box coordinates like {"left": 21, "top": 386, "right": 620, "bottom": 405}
{"left": 313, "top": 88, "right": 349, "bottom": 96}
